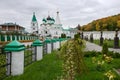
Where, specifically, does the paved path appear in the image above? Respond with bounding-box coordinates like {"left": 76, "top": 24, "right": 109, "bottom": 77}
{"left": 85, "top": 41, "right": 120, "bottom": 53}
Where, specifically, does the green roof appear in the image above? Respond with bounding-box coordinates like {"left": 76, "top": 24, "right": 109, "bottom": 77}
{"left": 32, "top": 39, "right": 43, "bottom": 46}
{"left": 42, "top": 18, "right": 47, "bottom": 22}
{"left": 32, "top": 12, "right": 37, "bottom": 22}
{"left": 63, "top": 29, "right": 70, "bottom": 31}
{"left": 4, "top": 40, "right": 25, "bottom": 52}
{"left": 51, "top": 39, "right": 57, "bottom": 43}
{"left": 44, "top": 39, "right": 51, "bottom": 43}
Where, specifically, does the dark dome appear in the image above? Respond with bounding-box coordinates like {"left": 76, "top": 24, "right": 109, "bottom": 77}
{"left": 42, "top": 18, "right": 46, "bottom": 22}
{"left": 47, "top": 16, "right": 52, "bottom": 20}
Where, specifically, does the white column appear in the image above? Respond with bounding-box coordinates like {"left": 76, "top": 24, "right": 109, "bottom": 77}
{"left": 53, "top": 42, "right": 56, "bottom": 50}
{"left": 25, "top": 36, "right": 27, "bottom": 40}
{"left": 6, "top": 26, "right": 8, "bottom": 31}
{"left": 56, "top": 41, "right": 60, "bottom": 49}
{"left": 11, "top": 51, "right": 24, "bottom": 75}
{"left": 10, "top": 35, "right": 12, "bottom": 41}
{"left": 36, "top": 46, "right": 43, "bottom": 60}
{"left": 19, "top": 36, "right": 21, "bottom": 41}
{"left": 5, "top": 35, "right": 7, "bottom": 42}
{"left": 47, "top": 43, "right": 51, "bottom": 54}
{"left": 22, "top": 36, "right": 24, "bottom": 40}
{"left": 15, "top": 35, "right": 17, "bottom": 40}
{"left": 58, "top": 41, "right": 60, "bottom": 49}
{"left": 28, "top": 36, "right": 30, "bottom": 40}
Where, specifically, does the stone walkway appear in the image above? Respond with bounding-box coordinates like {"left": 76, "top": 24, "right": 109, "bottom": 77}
{"left": 85, "top": 41, "right": 120, "bottom": 53}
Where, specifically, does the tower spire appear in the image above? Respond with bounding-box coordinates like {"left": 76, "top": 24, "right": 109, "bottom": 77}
{"left": 32, "top": 12, "right": 37, "bottom": 22}
{"left": 55, "top": 11, "right": 61, "bottom": 24}
{"left": 31, "top": 12, "right": 38, "bottom": 34}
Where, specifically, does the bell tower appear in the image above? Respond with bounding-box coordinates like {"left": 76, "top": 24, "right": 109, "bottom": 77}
{"left": 31, "top": 12, "right": 38, "bottom": 34}
{"left": 55, "top": 11, "right": 61, "bottom": 25}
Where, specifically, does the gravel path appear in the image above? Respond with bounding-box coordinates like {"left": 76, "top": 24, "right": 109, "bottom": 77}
{"left": 85, "top": 41, "right": 120, "bottom": 53}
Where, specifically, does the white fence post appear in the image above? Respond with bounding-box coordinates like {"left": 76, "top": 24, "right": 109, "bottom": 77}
{"left": 45, "top": 39, "right": 51, "bottom": 54}
{"left": 4, "top": 40, "right": 25, "bottom": 76}
{"left": 32, "top": 39, "right": 43, "bottom": 61}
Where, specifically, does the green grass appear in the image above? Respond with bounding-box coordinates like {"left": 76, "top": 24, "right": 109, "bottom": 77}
{"left": 4, "top": 51, "right": 120, "bottom": 80}
{"left": 5, "top": 51, "right": 63, "bottom": 80}
{"left": 76, "top": 56, "right": 120, "bottom": 80}
{"left": 0, "top": 54, "right": 6, "bottom": 79}
{"left": 93, "top": 39, "right": 120, "bottom": 48}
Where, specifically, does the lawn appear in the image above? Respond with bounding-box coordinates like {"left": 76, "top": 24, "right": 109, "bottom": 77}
{"left": 5, "top": 51, "right": 63, "bottom": 80}
{"left": 93, "top": 39, "right": 120, "bottom": 48}
{"left": 4, "top": 51, "right": 120, "bottom": 80}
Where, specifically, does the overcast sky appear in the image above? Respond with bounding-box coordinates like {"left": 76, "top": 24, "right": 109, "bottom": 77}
{"left": 0, "top": 0, "right": 120, "bottom": 30}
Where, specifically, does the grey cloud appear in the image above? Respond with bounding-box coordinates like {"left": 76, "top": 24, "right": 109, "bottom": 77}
{"left": 0, "top": 0, "right": 120, "bottom": 29}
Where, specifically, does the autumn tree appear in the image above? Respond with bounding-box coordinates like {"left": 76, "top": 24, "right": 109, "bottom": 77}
{"left": 117, "top": 20, "right": 120, "bottom": 29}
{"left": 81, "top": 13, "right": 120, "bottom": 31}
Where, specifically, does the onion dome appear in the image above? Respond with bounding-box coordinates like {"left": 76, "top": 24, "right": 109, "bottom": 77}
{"left": 51, "top": 18, "right": 55, "bottom": 22}
{"left": 42, "top": 18, "right": 47, "bottom": 22}
{"left": 47, "top": 15, "right": 52, "bottom": 20}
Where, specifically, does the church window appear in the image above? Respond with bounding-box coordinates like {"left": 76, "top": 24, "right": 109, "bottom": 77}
{"left": 33, "top": 23, "right": 35, "bottom": 26}
{"left": 46, "top": 31, "right": 47, "bottom": 34}
{"left": 56, "top": 32, "right": 58, "bottom": 35}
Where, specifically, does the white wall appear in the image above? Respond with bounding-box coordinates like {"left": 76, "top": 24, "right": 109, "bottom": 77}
{"left": 83, "top": 31, "right": 119, "bottom": 40}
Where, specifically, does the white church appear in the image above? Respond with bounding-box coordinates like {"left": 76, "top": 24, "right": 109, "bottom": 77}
{"left": 31, "top": 11, "right": 77, "bottom": 38}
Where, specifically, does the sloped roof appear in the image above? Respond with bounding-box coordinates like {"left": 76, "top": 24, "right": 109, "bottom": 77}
{"left": 32, "top": 12, "right": 37, "bottom": 22}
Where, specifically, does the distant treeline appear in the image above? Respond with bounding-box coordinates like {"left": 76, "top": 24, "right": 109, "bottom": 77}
{"left": 81, "top": 14, "right": 120, "bottom": 31}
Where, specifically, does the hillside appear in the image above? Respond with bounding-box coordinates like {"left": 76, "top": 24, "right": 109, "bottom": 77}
{"left": 81, "top": 14, "right": 120, "bottom": 31}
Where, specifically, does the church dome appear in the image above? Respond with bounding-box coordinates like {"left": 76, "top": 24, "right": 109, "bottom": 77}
{"left": 47, "top": 16, "right": 52, "bottom": 20}
{"left": 51, "top": 18, "right": 55, "bottom": 22}
{"left": 42, "top": 18, "right": 46, "bottom": 22}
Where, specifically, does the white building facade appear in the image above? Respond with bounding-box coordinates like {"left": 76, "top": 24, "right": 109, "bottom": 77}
{"left": 39, "top": 11, "right": 64, "bottom": 38}
{"left": 31, "top": 11, "right": 77, "bottom": 38}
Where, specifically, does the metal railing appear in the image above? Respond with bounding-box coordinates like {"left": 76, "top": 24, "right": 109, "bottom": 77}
{"left": 0, "top": 52, "right": 11, "bottom": 80}
{"left": 24, "top": 46, "right": 36, "bottom": 67}
{"left": 43, "top": 42, "right": 47, "bottom": 55}
{"left": 51, "top": 42, "right": 54, "bottom": 51}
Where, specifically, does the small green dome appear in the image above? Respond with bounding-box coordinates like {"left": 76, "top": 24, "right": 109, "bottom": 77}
{"left": 51, "top": 18, "right": 55, "bottom": 22}
{"left": 42, "top": 18, "right": 46, "bottom": 22}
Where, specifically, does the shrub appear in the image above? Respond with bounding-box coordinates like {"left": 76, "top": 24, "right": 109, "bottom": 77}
{"left": 104, "top": 70, "right": 116, "bottom": 80}
{"left": 61, "top": 33, "right": 66, "bottom": 38}
{"left": 96, "top": 60, "right": 105, "bottom": 71}
{"left": 104, "top": 55, "right": 113, "bottom": 64}
{"left": 102, "top": 41, "right": 108, "bottom": 55}
{"left": 107, "top": 51, "right": 120, "bottom": 58}
{"left": 84, "top": 51, "right": 101, "bottom": 57}
{"left": 59, "top": 39, "right": 87, "bottom": 80}
{"left": 74, "top": 33, "right": 80, "bottom": 40}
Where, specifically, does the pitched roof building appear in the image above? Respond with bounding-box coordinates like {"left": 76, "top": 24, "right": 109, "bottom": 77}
{"left": 0, "top": 23, "right": 25, "bottom": 33}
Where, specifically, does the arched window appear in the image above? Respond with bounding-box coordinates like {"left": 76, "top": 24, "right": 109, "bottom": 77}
{"left": 33, "top": 23, "right": 35, "bottom": 26}
{"left": 46, "top": 31, "right": 47, "bottom": 34}
{"left": 56, "top": 32, "right": 58, "bottom": 35}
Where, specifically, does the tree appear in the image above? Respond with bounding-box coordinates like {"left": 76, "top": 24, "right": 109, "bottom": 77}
{"left": 81, "top": 13, "right": 120, "bottom": 31}
{"left": 96, "top": 22, "right": 101, "bottom": 31}
{"left": 77, "top": 24, "right": 81, "bottom": 30}
{"left": 117, "top": 20, "right": 120, "bottom": 29}
{"left": 61, "top": 33, "right": 66, "bottom": 38}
